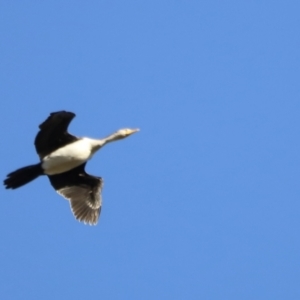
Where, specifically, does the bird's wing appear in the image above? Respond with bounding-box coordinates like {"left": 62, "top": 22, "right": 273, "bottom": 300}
{"left": 34, "top": 111, "right": 78, "bottom": 159}
{"left": 48, "top": 163, "right": 103, "bottom": 225}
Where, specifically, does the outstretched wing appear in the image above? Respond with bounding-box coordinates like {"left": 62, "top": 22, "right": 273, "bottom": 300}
{"left": 34, "top": 111, "right": 78, "bottom": 159}
{"left": 48, "top": 163, "right": 103, "bottom": 225}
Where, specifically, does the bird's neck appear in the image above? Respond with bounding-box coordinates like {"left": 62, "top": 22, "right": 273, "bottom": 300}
{"left": 86, "top": 132, "right": 122, "bottom": 154}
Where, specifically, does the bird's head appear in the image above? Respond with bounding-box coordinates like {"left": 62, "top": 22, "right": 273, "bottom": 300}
{"left": 115, "top": 128, "right": 140, "bottom": 139}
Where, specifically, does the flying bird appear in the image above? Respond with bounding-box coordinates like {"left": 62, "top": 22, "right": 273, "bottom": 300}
{"left": 4, "top": 111, "right": 139, "bottom": 225}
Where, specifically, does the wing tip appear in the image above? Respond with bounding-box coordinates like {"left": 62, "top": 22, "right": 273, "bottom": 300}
{"left": 38, "top": 111, "right": 76, "bottom": 129}
{"left": 73, "top": 208, "right": 101, "bottom": 226}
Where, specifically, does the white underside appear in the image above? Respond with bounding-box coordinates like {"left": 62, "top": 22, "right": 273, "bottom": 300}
{"left": 42, "top": 138, "right": 95, "bottom": 175}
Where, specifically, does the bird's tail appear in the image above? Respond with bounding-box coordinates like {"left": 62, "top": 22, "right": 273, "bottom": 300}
{"left": 4, "top": 163, "right": 44, "bottom": 189}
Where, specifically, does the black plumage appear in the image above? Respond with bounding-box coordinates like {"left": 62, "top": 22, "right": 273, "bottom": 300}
{"left": 35, "top": 111, "right": 78, "bottom": 159}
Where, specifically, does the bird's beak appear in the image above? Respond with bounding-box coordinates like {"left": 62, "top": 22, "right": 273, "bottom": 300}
{"left": 128, "top": 128, "right": 140, "bottom": 135}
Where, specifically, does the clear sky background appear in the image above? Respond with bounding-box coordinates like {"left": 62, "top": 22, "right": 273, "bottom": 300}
{"left": 1, "top": 1, "right": 300, "bottom": 299}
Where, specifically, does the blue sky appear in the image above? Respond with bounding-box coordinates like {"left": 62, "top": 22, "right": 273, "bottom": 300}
{"left": 1, "top": 1, "right": 300, "bottom": 299}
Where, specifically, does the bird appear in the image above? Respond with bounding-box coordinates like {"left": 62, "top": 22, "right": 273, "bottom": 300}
{"left": 4, "top": 111, "right": 139, "bottom": 225}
